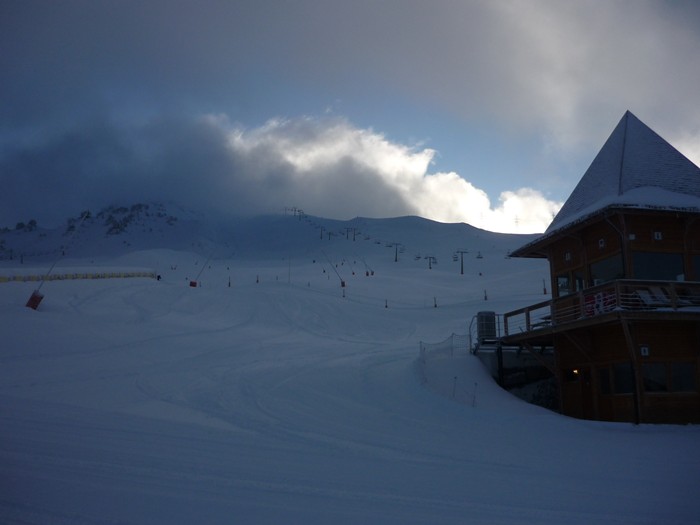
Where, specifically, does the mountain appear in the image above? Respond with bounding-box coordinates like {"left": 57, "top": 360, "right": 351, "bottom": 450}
{"left": 1, "top": 201, "right": 539, "bottom": 262}
{"left": 1, "top": 202, "right": 210, "bottom": 261}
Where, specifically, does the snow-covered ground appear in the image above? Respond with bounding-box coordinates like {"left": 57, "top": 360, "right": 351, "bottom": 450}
{"left": 1, "top": 210, "right": 699, "bottom": 524}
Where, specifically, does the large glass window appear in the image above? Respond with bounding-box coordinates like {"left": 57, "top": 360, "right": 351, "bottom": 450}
{"left": 573, "top": 271, "right": 585, "bottom": 292}
{"left": 671, "top": 362, "right": 696, "bottom": 392}
{"left": 590, "top": 255, "right": 624, "bottom": 285}
{"left": 642, "top": 363, "right": 668, "bottom": 392}
{"left": 613, "top": 362, "right": 634, "bottom": 394}
{"left": 632, "top": 252, "right": 684, "bottom": 281}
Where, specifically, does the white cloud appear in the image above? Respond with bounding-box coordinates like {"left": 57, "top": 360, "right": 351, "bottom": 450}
{"left": 0, "top": 112, "right": 564, "bottom": 231}
{"left": 485, "top": 1, "right": 700, "bottom": 156}
{"left": 490, "top": 189, "right": 564, "bottom": 233}
{"left": 4, "top": 0, "right": 699, "bottom": 231}
{"left": 216, "top": 116, "right": 562, "bottom": 233}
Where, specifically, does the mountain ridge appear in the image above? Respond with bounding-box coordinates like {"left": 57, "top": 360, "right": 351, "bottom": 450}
{"left": 0, "top": 202, "right": 540, "bottom": 265}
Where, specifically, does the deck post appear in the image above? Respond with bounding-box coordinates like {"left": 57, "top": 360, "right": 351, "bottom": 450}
{"left": 621, "top": 320, "right": 641, "bottom": 425}
{"left": 496, "top": 342, "right": 504, "bottom": 387}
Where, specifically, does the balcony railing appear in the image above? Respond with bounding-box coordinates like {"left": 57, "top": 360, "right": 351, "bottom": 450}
{"left": 503, "top": 280, "right": 700, "bottom": 337}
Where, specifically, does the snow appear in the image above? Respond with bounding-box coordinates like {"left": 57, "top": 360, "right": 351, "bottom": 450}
{"left": 1, "top": 210, "right": 699, "bottom": 524}
{"left": 556, "top": 186, "right": 700, "bottom": 230}
{"left": 546, "top": 111, "right": 700, "bottom": 235}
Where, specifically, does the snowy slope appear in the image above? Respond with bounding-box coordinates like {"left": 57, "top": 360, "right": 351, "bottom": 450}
{"left": 1, "top": 206, "right": 699, "bottom": 524}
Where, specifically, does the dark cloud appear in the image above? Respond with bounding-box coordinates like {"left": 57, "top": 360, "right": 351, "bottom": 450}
{"left": 0, "top": 114, "right": 417, "bottom": 227}
{"left": 2, "top": 1, "right": 698, "bottom": 230}
{"left": 6, "top": 1, "right": 698, "bottom": 138}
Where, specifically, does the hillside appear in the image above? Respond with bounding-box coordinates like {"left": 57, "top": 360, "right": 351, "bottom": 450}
{"left": 1, "top": 204, "right": 698, "bottom": 524}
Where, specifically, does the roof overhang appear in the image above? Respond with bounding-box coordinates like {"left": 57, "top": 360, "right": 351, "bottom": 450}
{"left": 510, "top": 203, "right": 700, "bottom": 259}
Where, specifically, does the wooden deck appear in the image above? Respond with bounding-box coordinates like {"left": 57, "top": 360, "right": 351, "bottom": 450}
{"left": 502, "top": 280, "right": 700, "bottom": 345}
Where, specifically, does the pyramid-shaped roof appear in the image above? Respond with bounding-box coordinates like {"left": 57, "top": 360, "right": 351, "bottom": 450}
{"left": 545, "top": 111, "right": 700, "bottom": 234}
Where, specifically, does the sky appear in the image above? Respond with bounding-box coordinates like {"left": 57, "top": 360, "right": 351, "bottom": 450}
{"left": 2, "top": 0, "right": 700, "bottom": 233}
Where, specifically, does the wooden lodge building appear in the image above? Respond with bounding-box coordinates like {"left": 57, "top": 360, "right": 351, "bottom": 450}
{"left": 501, "top": 111, "right": 700, "bottom": 424}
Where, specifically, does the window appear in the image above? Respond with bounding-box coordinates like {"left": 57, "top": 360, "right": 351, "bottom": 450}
{"left": 637, "top": 362, "right": 697, "bottom": 393}
{"left": 613, "top": 362, "right": 634, "bottom": 394}
{"left": 590, "top": 255, "right": 624, "bottom": 285}
{"left": 557, "top": 274, "right": 570, "bottom": 296}
{"left": 556, "top": 271, "right": 585, "bottom": 295}
{"left": 671, "top": 362, "right": 696, "bottom": 392}
{"left": 632, "top": 252, "right": 684, "bottom": 281}
{"left": 642, "top": 363, "right": 668, "bottom": 392}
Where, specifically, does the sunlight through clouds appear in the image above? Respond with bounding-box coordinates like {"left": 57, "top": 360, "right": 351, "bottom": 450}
{"left": 218, "top": 115, "right": 562, "bottom": 233}
{"left": 3, "top": 1, "right": 699, "bottom": 230}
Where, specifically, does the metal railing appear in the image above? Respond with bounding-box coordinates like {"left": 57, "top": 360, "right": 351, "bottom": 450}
{"left": 419, "top": 333, "right": 470, "bottom": 360}
{"left": 503, "top": 280, "right": 700, "bottom": 337}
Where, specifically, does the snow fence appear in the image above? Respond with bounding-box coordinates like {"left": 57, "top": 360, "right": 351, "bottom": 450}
{"left": 418, "top": 333, "right": 480, "bottom": 406}
{"left": 0, "top": 270, "right": 156, "bottom": 283}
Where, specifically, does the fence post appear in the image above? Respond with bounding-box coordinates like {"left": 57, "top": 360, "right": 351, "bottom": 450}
{"left": 525, "top": 308, "right": 531, "bottom": 332}
{"left": 669, "top": 282, "right": 678, "bottom": 310}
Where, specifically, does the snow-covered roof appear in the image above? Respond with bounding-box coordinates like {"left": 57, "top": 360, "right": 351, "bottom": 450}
{"left": 546, "top": 111, "right": 700, "bottom": 234}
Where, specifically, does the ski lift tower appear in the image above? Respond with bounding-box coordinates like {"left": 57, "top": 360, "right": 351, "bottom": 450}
{"left": 454, "top": 249, "right": 469, "bottom": 275}
{"left": 389, "top": 242, "right": 403, "bottom": 262}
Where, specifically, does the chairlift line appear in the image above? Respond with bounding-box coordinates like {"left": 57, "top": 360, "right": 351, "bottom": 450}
{"left": 194, "top": 249, "right": 215, "bottom": 282}
{"left": 321, "top": 250, "right": 345, "bottom": 284}
{"left": 25, "top": 211, "right": 92, "bottom": 309}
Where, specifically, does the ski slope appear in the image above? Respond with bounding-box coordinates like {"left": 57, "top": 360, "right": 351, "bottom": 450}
{"left": 1, "top": 211, "right": 699, "bottom": 524}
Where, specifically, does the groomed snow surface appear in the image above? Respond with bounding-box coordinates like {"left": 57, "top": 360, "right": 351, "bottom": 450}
{"left": 1, "top": 214, "right": 699, "bottom": 524}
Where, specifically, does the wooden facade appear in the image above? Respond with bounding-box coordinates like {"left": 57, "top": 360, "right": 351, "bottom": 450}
{"left": 502, "top": 207, "right": 700, "bottom": 424}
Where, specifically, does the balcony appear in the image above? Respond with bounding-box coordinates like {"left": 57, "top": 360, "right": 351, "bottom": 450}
{"left": 502, "top": 280, "right": 700, "bottom": 341}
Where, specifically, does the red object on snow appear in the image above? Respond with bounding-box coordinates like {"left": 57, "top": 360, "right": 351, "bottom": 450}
{"left": 26, "top": 290, "right": 44, "bottom": 310}
{"left": 189, "top": 281, "right": 198, "bottom": 288}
